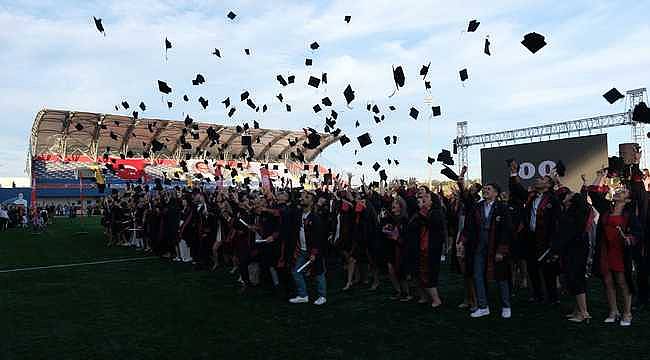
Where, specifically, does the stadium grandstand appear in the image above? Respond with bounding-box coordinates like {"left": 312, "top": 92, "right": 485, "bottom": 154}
{"left": 28, "top": 109, "right": 339, "bottom": 205}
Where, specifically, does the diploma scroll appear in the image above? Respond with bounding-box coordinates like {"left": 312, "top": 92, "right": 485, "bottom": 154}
{"left": 296, "top": 260, "right": 312, "bottom": 273}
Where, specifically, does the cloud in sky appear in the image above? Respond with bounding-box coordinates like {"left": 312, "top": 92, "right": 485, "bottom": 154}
{"left": 0, "top": 0, "right": 649, "bottom": 182}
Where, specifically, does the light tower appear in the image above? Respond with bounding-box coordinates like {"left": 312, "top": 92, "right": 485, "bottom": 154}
{"left": 456, "top": 121, "right": 468, "bottom": 172}
{"left": 627, "top": 88, "right": 648, "bottom": 169}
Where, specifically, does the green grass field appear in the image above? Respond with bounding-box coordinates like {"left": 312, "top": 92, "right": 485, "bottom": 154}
{"left": 1, "top": 218, "right": 650, "bottom": 359}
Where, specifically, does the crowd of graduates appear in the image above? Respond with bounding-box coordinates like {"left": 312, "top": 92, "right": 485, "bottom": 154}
{"left": 100, "top": 160, "right": 650, "bottom": 326}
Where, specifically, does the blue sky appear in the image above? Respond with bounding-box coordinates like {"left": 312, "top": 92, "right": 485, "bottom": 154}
{"left": 1, "top": 0, "right": 649, "bottom": 185}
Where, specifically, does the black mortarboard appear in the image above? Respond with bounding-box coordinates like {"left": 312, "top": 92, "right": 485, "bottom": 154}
{"left": 459, "top": 69, "right": 468, "bottom": 82}
{"left": 394, "top": 160, "right": 399, "bottom": 166}
{"left": 367, "top": 104, "right": 372, "bottom": 111}
{"left": 276, "top": 93, "right": 284, "bottom": 102}
{"left": 427, "top": 156, "right": 435, "bottom": 164}
{"left": 322, "top": 97, "right": 332, "bottom": 106}
{"left": 243, "top": 122, "right": 250, "bottom": 131}
{"left": 167, "top": 101, "right": 173, "bottom": 109}
{"left": 357, "top": 133, "right": 372, "bottom": 148}
{"left": 228, "top": 107, "right": 236, "bottom": 117}
{"left": 246, "top": 98, "right": 256, "bottom": 109}
{"left": 344, "top": 15, "right": 351, "bottom": 23}
{"left": 384, "top": 136, "right": 390, "bottom": 145}
{"left": 425, "top": 81, "right": 431, "bottom": 90}
{"left": 222, "top": 97, "right": 231, "bottom": 108}
{"left": 244, "top": 48, "right": 251, "bottom": 55}
{"left": 603, "top": 88, "right": 624, "bottom": 104}
{"left": 310, "top": 41, "right": 319, "bottom": 50}
{"left": 158, "top": 80, "right": 172, "bottom": 94}
{"left": 389, "top": 105, "right": 396, "bottom": 111}
{"left": 286, "top": 104, "right": 291, "bottom": 112}
{"left": 138, "top": 101, "right": 146, "bottom": 111}
{"left": 356, "top": 161, "right": 363, "bottom": 166}
{"left": 331, "top": 110, "right": 338, "bottom": 120}
{"left": 521, "top": 32, "right": 547, "bottom": 54}
{"left": 114, "top": 105, "right": 119, "bottom": 111}
{"left": 432, "top": 106, "right": 441, "bottom": 117}
{"left": 420, "top": 62, "right": 431, "bottom": 79}
{"left": 184, "top": 115, "right": 193, "bottom": 127}
{"left": 110, "top": 131, "right": 118, "bottom": 141}
{"left": 372, "top": 162, "right": 380, "bottom": 171}
{"left": 344, "top": 84, "right": 355, "bottom": 105}
{"left": 240, "top": 91, "right": 250, "bottom": 102}
{"left": 183, "top": 94, "right": 189, "bottom": 102}
{"left": 74, "top": 123, "right": 84, "bottom": 131}
{"left": 192, "top": 74, "right": 205, "bottom": 86}
{"left": 241, "top": 135, "right": 252, "bottom": 146}
{"left": 114, "top": 120, "right": 120, "bottom": 126}
{"left": 198, "top": 97, "right": 209, "bottom": 109}
{"left": 308, "top": 76, "right": 321, "bottom": 88}
{"left": 339, "top": 135, "right": 350, "bottom": 146}
{"left": 93, "top": 16, "right": 105, "bottom": 35}
{"left": 212, "top": 48, "right": 221, "bottom": 57}
{"left": 379, "top": 169, "right": 387, "bottom": 181}
{"left": 132, "top": 111, "right": 138, "bottom": 119}
{"left": 355, "top": 120, "right": 360, "bottom": 127}
{"left": 235, "top": 125, "right": 243, "bottom": 133}
{"left": 409, "top": 107, "right": 419, "bottom": 120}
{"left": 437, "top": 149, "right": 454, "bottom": 165}
{"left": 121, "top": 101, "right": 129, "bottom": 109}
{"left": 325, "top": 117, "right": 336, "bottom": 128}
{"left": 262, "top": 104, "right": 268, "bottom": 112}
{"left": 484, "top": 37, "right": 491, "bottom": 55}
{"left": 253, "top": 120, "right": 260, "bottom": 129}
{"left": 288, "top": 75, "right": 295, "bottom": 84}
{"left": 322, "top": 72, "right": 328, "bottom": 84}
{"left": 165, "top": 37, "right": 172, "bottom": 50}
{"left": 372, "top": 104, "right": 380, "bottom": 114}
{"left": 277, "top": 75, "right": 288, "bottom": 86}
{"left": 555, "top": 160, "right": 566, "bottom": 177}
{"left": 151, "top": 139, "right": 164, "bottom": 152}
{"left": 305, "top": 58, "right": 313, "bottom": 66}
{"left": 227, "top": 11, "right": 237, "bottom": 20}
{"left": 313, "top": 104, "right": 322, "bottom": 113}
{"left": 467, "top": 19, "right": 480, "bottom": 32}
{"left": 331, "top": 128, "right": 342, "bottom": 137}
{"left": 391, "top": 65, "right": 405, "bottom": 94}
{"left": 633, "top": 102, "right": 650, "bottom": 124}
{"left": 441, "top": 166, "right": 459, "bottom": 181}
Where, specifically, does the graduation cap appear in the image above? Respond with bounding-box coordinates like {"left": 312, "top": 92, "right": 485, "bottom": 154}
{"left": 331, "top": 128, "right": 342, "bottom": 137}
{"left": 379, "top": 169, "right": 387, "bottom": 181}
{"left": 420, "top": 62, "right": 431, "bottom": 79}
{"left": 344, "top": 15, "right": 351, "bottom": 23}
{"left": 272, "top": 164, "right": 279, "bottom": 170}
{"left": 357, "top": 133, "right": 372, "bottom": 148}
{"left": 484, "top": 37, "right": 491, "bottom": 56}
{"left": 390, "top": 65, "right": 405, "bottom": 97}
{"left": 277, "top": 74, "right": 288, "bottom": 86}
{"left": 331, "top": 110, "right": 338, "bottom": 120}
{"left": 387, "top": 105, "right": 396, "bottom": 111}
{"left": 276, "top": 93, "right": 284, "bottom": 102}
{"left": 192, "top": 74, "right": 206, "bottom": 86}
{"left": 409, "top": 107, "right": 419, "bottom": 120}
{"left": 305, "top": 58, "right": 313, "bottom": 66}
{"left": 212, "top": 48, "right": 221, "bottom": 58}
{"left": 322, "top": 73, "right": 328, "bottom": 84}
{"left": 384, "top": 136, "right": 390, "bottom": 145}
{"left": 288, "top": 138, "right": 297, "bottom": 146}
{"left": 356, "top": 161, "right": 363, "bottom": 166}
{"left": 241, "top": 135, "right": 252, "bottom": 146}
{"left": 313, "top": 104, "right": 322, "bottom": 113}
{"left": 109, "top": 131, "right": 118, "bottom": 141}
{"left": 114, "top": 120, "right": 120, "bottom": 126}
{"left": 151, "top": 139, "right": 164, "bottom": 152}
{"left": 521, "top": 32, "right": 547, "bottom": 54}
{"left": 355, "top": 120, "right": 360, "bottom": 128}
{"left": 288, "top": 75, "right": 295, "bottom": 84}
{"left": 310, "top": 41, "right": 320, "bottom": 50}
{"left": 158, "top": 80, "right": 172, "bottom": 94}
{"left": 459, "top": 69, "right": 468, "bottom": 82}
{"left": 228, "top": 107, "right": 236, "bottom": 117}
{"left": 252, "top": 120, "right": 260, "bottom": 129}
{"left": 222, "top": 97, "right": 231, "bottom": 108}
{"left": 138, "top": 101, "right": 146, "bottom": 111}
{"left": 304, "top": 128, "right": 322, "bottom": 150}
{"left": 198, "top": 97, "right": 209, "bottom": 109}
{"left": 167, "top": 101, "right": 173, "bottom": 109}
{"left": 286, "top": 104, "right": 292, "bottom": 112}
{"left": 467, "top": 19, "right": 480, "bottom": 32}
{"left": 243, "top": 122, "right": 250, "bottom": 131}
{"left": 372, "top": 162, "right": 380, "bottom": 172}
{"left": 183, "top": 95, "right": 189, "bottom": 102}
{"left": 308, "top": 76, "right": 321, "bottom": 88}
{"left": 343, "top": 84, "right": 355, "bottom": 106}
{"left": 427, "top": 156, "right": 435, "bottom": 165}
{"left": 372, "top": 104, "right": 380, "bottom": 114}
{"left": 93, "top": 16, "right": 105, "bottom": 35}
{"left": 240, "top": 91, "right": 250, "bottom": 101}
{"left": 432, "top": 106, "right": 441, "bottom": 117}
{"left": 114, "top": 105, "right": 119, "bottom": 111}
{"left": 121, "top": 101, "right": 129, "bottom": 109}
{"left": 441, "top": 166, "right": 459, "bottom": 181}
{"left": 244, "top": 48, "right": 251, "bottom": 55}
{"left": 246, "top": 98, "right": 256, "bottom": 109}
{"left": 132, "top": 111, "right": 139, "bottom": 119}
{"left": 227, "top": 11, "right": 237, "bottom": 20}
{"left": 425, "top": 81, "right": 431, "bottom": 90}
{"left": 437, "top": 149, "right": 454, "bottom": 165}
{"left": 603, "top": 88, "right": 624, "bottom": 104}
{"left": 164, "top": 37, "right": 172, "bottom": 56}
{"left": 184, "top": 115, "right": 193, "bottom": 127}
{"left": 325, "top": 117, "right": 336, "bottom": 128}
{"left": 262, "top": 104, "right": 268, "bottom": 113}
{"left": 633, "top": 102, "right": 650, "bottom": 124}
{"left": 339, "top": 135, "right": 350, "bottom": 146}
{"left": 394, "top": 160, "right": 399, "bottom": 166}
{"left": 322, "top": 97, "right": 332, "bottom": 107}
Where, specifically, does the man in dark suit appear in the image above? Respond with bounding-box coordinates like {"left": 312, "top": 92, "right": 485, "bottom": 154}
{"left": 289, "top": 191, "right": 327, "bottom": 305}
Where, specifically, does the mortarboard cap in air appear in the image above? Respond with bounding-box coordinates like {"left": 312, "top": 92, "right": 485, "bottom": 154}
{"left": 357, "top": 133, "right": 372, "bottom": 148}
{"left": 603, "top": 88, "right": 624, "bottom": 104}
{"left": 521, "top": 32, "right": 547, "bottom": 54}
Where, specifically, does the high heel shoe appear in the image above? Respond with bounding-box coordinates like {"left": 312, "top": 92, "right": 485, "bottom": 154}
{"left": 568, "top": 313, "right": 591, "bottom": 324}
{"left": 603, "top": 312, "right": 621, "bottom": 323}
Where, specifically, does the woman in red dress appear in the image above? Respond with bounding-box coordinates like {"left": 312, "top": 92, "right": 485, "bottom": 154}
{"left": 591, "top": 185, "right": 641, "bottom": 326}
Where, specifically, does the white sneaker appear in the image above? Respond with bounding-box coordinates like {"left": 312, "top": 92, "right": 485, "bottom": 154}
{"left": 470, "top": 307, "right": 490, "bottom": 318}
{"left": 501, "top": 308, "right": 512, "bottom": 319}
{"left": 620, "top": 317, "right": 632, "bottom": 327}
{"left": 173, "top": 257, "right": 181, "bottom": 262}
{"left": 313, "top": 297, "right": 327, "bottom": 306}
{"left": 289, "top": 296, "right": 309, "bottom": 304}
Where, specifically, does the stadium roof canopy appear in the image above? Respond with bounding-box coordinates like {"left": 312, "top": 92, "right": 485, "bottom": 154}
{"left": 30, "top": 109, "right": 339, "bottom": 162}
